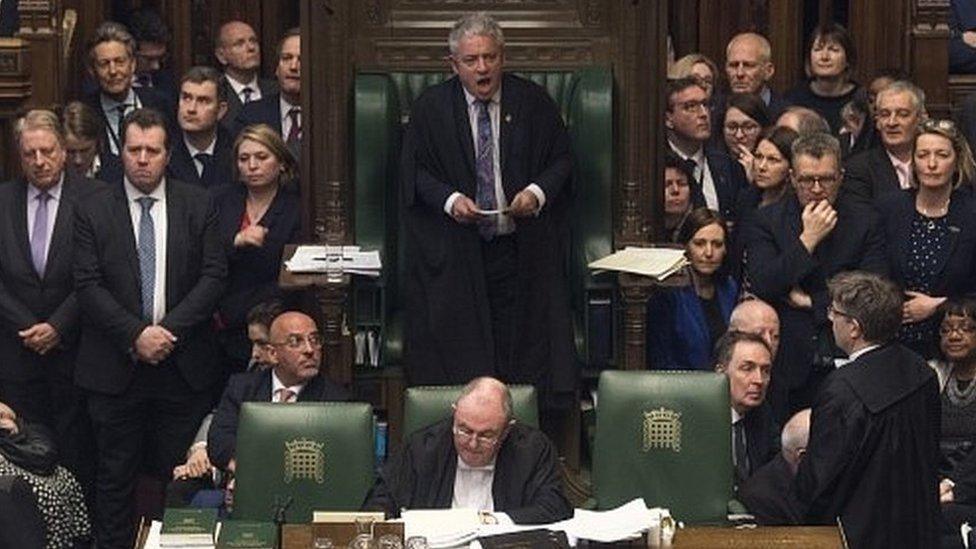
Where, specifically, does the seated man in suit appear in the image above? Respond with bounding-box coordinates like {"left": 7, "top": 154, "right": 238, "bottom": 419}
{"left": 738, "top": 408, "right": 809, "bottom": 525}
{"left": 747, "top": 132, "right": 887, "bottom": 412}
{"left": 83, "top": 22, "right": 172, "bottom": 163}
{"left": 168, "top": 66, "right": 233, "bottom": 190}
{"left": 776, "top": 106, "right": 831, "bottom": 135}
{"left": 234, "top": 28, "right": 300, "bottom": 154}
{"left": 215, "top": 20, "right": 278, "bottom": 132}
{"left": 728, "top": 299, "right": 788, "bottom": 424}
{"left": 796, "top": 271, "right": 940, "bottom": 548}
{"left": 666, "top": 77, "right": 745, "bottom": 220}
{"left": 207, "top": 311, "right": 348, "bottom": 474}
{"left": 363, "top": 377, "right": 572, "bottom": 525}
{"left": 843, "top": 80, "right": 925, "bottom": 204}
{"left": 714, "top": 331, "right": 779, "bottom": 489}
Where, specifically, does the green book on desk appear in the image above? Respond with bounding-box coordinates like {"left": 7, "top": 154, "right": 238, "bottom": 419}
{"left": 160, "top": 508, "right": 218, "bottom": 546}
{"left": 217, "top": 521, "right": 278, "bottom": 549}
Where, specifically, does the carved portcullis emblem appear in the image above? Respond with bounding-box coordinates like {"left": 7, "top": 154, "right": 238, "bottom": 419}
{"left": 642, "top": 408, "right": 682, "bottom": 453}
{"left": 284, "top": 438, "right": 326, "bottom": 483}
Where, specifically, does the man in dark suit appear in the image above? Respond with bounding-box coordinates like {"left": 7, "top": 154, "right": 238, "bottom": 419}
{"left": 723, "top": 32, "right": 789, "bottom": 119}
{"left": 796, "top": 271, "right": 940, "bottom": 548}
{"left": 729, "top": 299, "right": 789, "bottom": 427}
{"left": 738, "top": 408, "right": 809, "bottom": 525}
{"left": 713, "top": 331, "right": 779, "bottom": 489}
{"left": 234, "top": 28, "right": 300, "bottom": 155}
{"left": 747, "top": 132, "right": 887, "bottom": 414}
{"left": 74, "top": 108, "right": 226, "bottom": 549}
{"left": 168, "top": 66, "right": 233, "bottom": 190}
{"left": 128, "top": 7, "right": 179, "bottom": 102}
{"left": 207, "top": 311, "right": 348, "bottom": 472}
{"left": 666, "top": 77, "right": 746, "bottom": 221}
{"left": 400, "top": 13, "right": 575, "bottom": 408}
{"left": 0, "top": 110, "right": 100, "bottom": 497}
{"left": 82, "top": 21, "right": 173, "bottom": 168}
{"left": 843, "top": 80, "right": 925, "bottom": 205}
{"left": 215, "top": 20, "right": 278, "bottom": 132}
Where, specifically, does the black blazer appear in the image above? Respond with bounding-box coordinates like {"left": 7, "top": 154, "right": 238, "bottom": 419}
{"left": 219, "top": 75, "right": 279, "bottom": 134}
{"left": 685, "top": 145, "right": 747, "bottom": 221}
{"left": 166, "top": 127, "right": 235, "bottom": 191}
{"left": 215, "top": 184, "right": 301, "bottom": 328}
{"left": 207, "top": 369, "right": 349, "bottom": 469}
{"left": 232, "top": 92, "right": 285, "bottom": 138}
{"left": 741, "top": 401, "right": 781, "bottom": 483}
{"left": 876, "top": 189, "right": 976, "bottom": 299}
{"left": 82, "top": 87, "right": 175, "bottom": 158}
{"left": 0, "top": 174, "right": 102, "bottom": 382}
{"left": 73, "top": 179, "right": 227, "bottom": 395}
{"left": 842, "top": 146, "right": 902, "bottom": 205}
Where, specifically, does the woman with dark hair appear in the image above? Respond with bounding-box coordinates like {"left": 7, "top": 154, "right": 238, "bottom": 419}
{"left": 646, "top": 208, "right": 739, "bottom": 370}
{"left": 877, "top": 118, "right": 976, "bottom": 359}
{"left": 663, "top": 152, "right": 694, "bottom": 243}
{"left": 723, "top": 93, "right": 770, "bottom": 172}
{"left": 931, "top": 300, "right": 976, "bottom": 476}
{"left": 785, "top": 22, "right": 861, "bottom": 135}
{"left": 215, "top": 124, "right": 302, "bottom": 372}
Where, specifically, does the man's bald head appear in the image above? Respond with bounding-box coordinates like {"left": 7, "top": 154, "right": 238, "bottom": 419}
{"left": 781, "top": 409, "right": 811, "bottom": 472}
{"left": 455, "top": 376, "right": 512, "bottom": 422}
{"left": 727, "top": 33, "right": 772, "bottom": 63}
{"left": 729, "top": 299, "right": 781, "bottom": 358}
{"left": 776, "top": 107, "right": 830, "bottom": 135}
{"left": 269, "top": 311, "right": 315, "bottom": 340}
{"left": 267, "top": 311, "right": 322, "bottom": 386}
{"left": 452, "top": 377, "right": 513, "bottom": 467}
{"left": 726, "top": 32, "right": 774, "bottom": 95}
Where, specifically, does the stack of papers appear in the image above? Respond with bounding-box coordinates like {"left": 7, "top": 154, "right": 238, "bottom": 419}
{"left": 588, "top": 247, "right": 688, "bottom": 281}
{"left": 285, "top": 245, "right": 382, "bottom": 277}
{"left": 560, "top": 499, "right": 670, "bottom": 544}
{"left": 403, "top": 508, "right": 482, "bottom": 548}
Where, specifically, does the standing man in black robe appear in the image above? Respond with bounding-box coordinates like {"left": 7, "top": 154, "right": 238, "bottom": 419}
{"left": 400, "top": 13, "right": 574, "bottom": 405}
{"left": 795, "top": 271, "right": 940, "bottom": 548}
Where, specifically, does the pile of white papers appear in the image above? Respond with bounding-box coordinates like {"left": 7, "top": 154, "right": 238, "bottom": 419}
{"left": 285, "top": 245, "right": 382, "bottom": 277}
{"left": 402, "top": 508, "right": 481, "bottom": 548}
{"left": 559, "top": 498, "right": 670, "bottom": 544}
{"left": 588, "top": 247, "right": 688, "bottom": 281}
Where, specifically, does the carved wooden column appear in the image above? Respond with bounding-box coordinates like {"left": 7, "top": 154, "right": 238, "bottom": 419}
{"left": 616, "top": 0, "right": 665, "bottom": 370}
{"left": 911, "top": 0, "right": 951, "bottom": 118}
{"left": 17, "top": 0, "right": 63, "bottom": 109}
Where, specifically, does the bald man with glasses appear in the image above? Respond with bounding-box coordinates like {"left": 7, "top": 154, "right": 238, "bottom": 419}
{"left": 363, "top": 376, "right": 571, "bottom": 525}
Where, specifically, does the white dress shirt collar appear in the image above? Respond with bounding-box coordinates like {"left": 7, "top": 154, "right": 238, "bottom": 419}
{"left": 271, "top": 370, "right": 305, "bottom": 402}
{"left": 225, "top": 73, "right": 261, "bottom": 101}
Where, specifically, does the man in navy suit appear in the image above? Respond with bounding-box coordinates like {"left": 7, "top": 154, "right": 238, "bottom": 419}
{"left": 215, "top": 20, "right": 278, "bottom": 132}
{"left": 74, "top": 108, "right": 226, "bottom": 548}
{"left": 82, "top": 21, "right": 173, "bottom": 167}
{"left": 0, "top": 110, "right": 101, "bottom": 498}
{"left": 168, "top": 66, "right": 233, "bottom": 190}
{"left": 234, "top": 28, "right": 300, "bottom": 154}
{"left": 724, "top": 32, "right": 789, "bottom": 120}
{"left": 207, "top": 311, "right": 348, "bottom": 472}
{"left": 666, "top": 77, "right": 746, "bottom": 220}
{"left": 747, "top": 132, "right": 887, "bottom": 414}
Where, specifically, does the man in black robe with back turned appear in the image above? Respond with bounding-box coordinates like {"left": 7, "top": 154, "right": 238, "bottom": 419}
{"left": 399, "top": 12, "right": 575, "bottom": 404}
{"left": 795, "top": 271, "right": 940, "bottom": 548}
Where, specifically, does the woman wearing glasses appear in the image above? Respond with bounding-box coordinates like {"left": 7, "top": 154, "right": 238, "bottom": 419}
{"left": 876, "top": 118, "right": 976, "bottom": 359}
{"left": 722, "top": 93, "right": 770, "bottom": 176}
{"left": 215, "top": 124, "right": 302, "bottom": 372}
{"left": 646, "top": 208, "right": 739, "bottom": 370}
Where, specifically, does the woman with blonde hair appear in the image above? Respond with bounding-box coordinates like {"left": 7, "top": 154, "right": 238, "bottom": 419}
{"left": 876, "top": 118, "right": 976, "bottom": 359}
{"left": 669, "top": 53, "right": 720, "bottom": 100}
{"left": 214, "top": 124, "right": 301, "bottom": 371}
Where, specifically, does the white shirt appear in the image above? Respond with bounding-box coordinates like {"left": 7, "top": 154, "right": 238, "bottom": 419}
{"left": 443, "top": 86, "right": 546, "bottom": 229}
{"left": 834, "top": 343, "right": 883, "bottom": 369}
{"left": 271, "top": 370, "right": 305, "bottom": 402}
{"left": 280, "top": 96, "right": 301, "bottom": 139}
{"left": 225, "top": 73, "right": 263, "bottom": 104}
{"left": 452, "top": 456, "right": 495, "bottom": 512}
{"left": 26, "top": 175, "right": 64, "bottom": 266}
{"left": 886, "top": 150, "right": 913, "bottom": 190}
{"left": 183, "top": 132, "right": 217, "bottom": 177}
{"left": 100, "top": 89, "right": 142, "bottom": 155}
{"left": 668, "top": 140, "right": 718, "bottom": 211}
{"left": 124, "top": 177, "right": 168, "bottom": 323}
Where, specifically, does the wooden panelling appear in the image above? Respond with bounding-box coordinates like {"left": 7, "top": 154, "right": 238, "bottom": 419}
{"left": 848, "top": 0, "right": 911, "bottom": 86}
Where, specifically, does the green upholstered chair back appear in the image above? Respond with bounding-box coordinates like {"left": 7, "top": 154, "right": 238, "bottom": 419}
{"left": 233, "top": 402, "right": 375, "bottom": 522}
{"left": 402, "top": 384, "right": 539, "bottom": 441}
{"left": 593, "top": 371, "right": 732, "bottom": 524}
{"left": 353, "top": 68, "right": 613, "bottom": 368}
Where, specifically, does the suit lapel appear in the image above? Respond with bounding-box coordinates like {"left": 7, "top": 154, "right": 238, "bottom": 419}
{"left": 451, "top": 79, "right": 477, "bottom": 185}
{"left": 935, "top": 192, "right": 968, "bottom": 279}
{"left": 45, "top": 176, "right": 79, "bottom": 281}
{"left": 874, "top": 148, "right": 901, "bottom": 194}
{"left": 112, "top": 184, "right": 142, "bottom": 284}
{"left": 893, "top": 196, "right": 915, "bottom": 280}
{"left": 499, "top": 76, "right": 520, "bottom": 182}
{"left": 13, "top": 181, "right": 34, "bottom": 279}
{"left": 165, "top": 182, "right": 185, "bottom": 308}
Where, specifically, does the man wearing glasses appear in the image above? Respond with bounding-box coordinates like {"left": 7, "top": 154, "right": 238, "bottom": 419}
{"left": 207, "top": 311, "right": 349, "bottom": 474}
{"left": 363, "top": 377, "right": 572, "bottom": 524}
{"left": 747, "top": 132, "right": 887, "bottom": 415}
{"left": 796, "top": 271, "right": 939, "bottom": 548}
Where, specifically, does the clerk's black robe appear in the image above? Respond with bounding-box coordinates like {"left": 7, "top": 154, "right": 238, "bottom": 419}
{"left": 362, "top": 419, "right": 572, "bottom": 525}
{"left": 399, "top": 74, "right": 575, "bottom": 404}
{"left": 795, "top": 343, "right": 941, "bottom": 548}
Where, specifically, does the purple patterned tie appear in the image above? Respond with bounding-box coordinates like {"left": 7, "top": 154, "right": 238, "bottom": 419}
{"left": 30, "top": 192, "right": 51, "bottom": 277}
{"left": 475, "top": 99, "right": 497, "bottom": 239}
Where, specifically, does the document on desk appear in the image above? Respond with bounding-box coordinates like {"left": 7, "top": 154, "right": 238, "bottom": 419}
{"left": 588, "top": 247, "right": 688, "bottom": 281}
{"left": 284, "top": 245, "right": 382, "bottom": 276}
{"left": 402, "top": 508, "right": 482, "bottom": 548}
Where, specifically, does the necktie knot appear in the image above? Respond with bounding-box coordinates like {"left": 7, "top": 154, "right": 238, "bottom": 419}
{"left": 194, "top": 152, "right": 212, "bottom": 164}
{"left": 136, "top": 196, "right": 156, "bottom": 214}
{"left": 117, "top": 103, "right": 131, "bottom": 120}
{"left": 241, "top": 87, "right": 254, "bottom": 103}
{"left": 286, "top": 107, "right": 302, "bottom": 144}
{"left": 37, "top": 191, "right": 51, "bottom": 203}
{"left": 275, "top": 388, "right": 296, "bottom": 403}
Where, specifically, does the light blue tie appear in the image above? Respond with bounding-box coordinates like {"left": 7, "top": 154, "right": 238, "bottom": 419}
{"left": 136, "top": 196, "right": 156, "bottom": 321}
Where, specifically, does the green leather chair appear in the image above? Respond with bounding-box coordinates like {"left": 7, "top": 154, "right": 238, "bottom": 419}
{"left": 593, "top": 371, "right": 732, "bottom": 524}
{"left": 233, "top": 402, "right": 375, "bottom": 522}
{"left": 401, "top": 384, "right": 539, "bottom": 441}
{"left": 352, "top": 68, "right": 614, "bottom": 370}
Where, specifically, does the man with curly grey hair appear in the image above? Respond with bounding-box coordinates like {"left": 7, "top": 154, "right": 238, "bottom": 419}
{"left": 400, "top": 13, "right": 575, "bottom": 402}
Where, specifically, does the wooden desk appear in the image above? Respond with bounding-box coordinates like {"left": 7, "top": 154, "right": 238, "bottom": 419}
{"left": 672, "top": 526, "right": 845, "bottom": 548}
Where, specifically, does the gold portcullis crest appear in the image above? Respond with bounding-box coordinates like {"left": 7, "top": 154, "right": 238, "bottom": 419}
{"left": 642, "top": 407, "right": 682, "bottom": 453}
{"left": 283, "top": 438, "right": 326, "bottom": 483}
